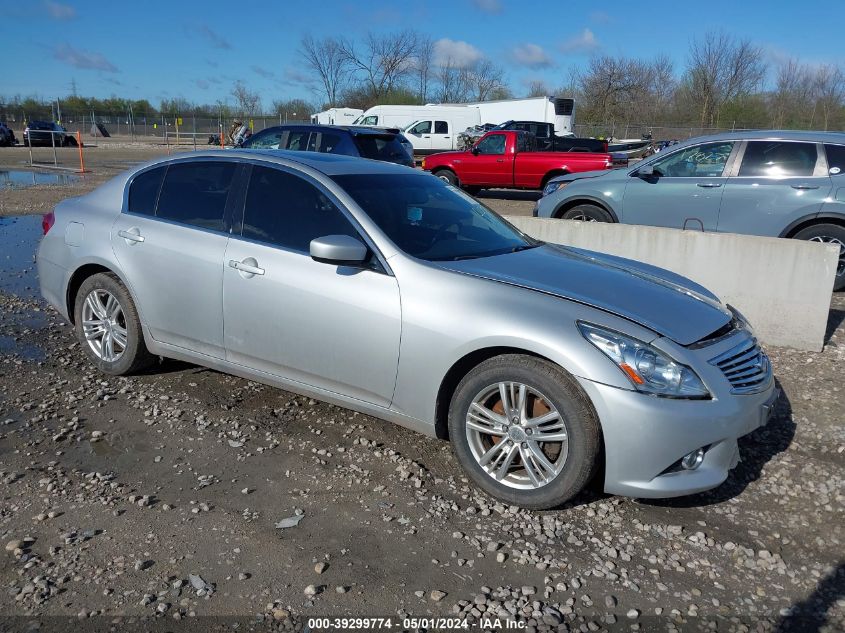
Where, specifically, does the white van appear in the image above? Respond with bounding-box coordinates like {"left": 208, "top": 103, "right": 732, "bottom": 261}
{"left": 311, "top": 108, "right": 363, "bottom": 125}
{"left": 402, "top": 111, "right": 484, "bottom": 154}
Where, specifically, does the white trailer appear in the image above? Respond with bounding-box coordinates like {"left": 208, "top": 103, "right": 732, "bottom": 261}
{"left": 351, "top": 97, "right": 575, "bottom": 155}
{"left": 310, "top": 108, "right": 363, "bottom": 125}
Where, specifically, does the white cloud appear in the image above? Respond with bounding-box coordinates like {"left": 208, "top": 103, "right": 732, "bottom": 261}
{"left": 53, "top": 43, "right": 118, "bottom": 72}
{"left": 471, "top": 0, "right": 502, "bottom": 13}
{"left": 433, "top": 38, "right": 484, "bottom": 68}
{"left": 44, "top": 1, "right": 75, "bottom": 20}
{"left": 512, "top": 43, "right": 553, "bottom": 69}
{"left": 251, "top": 65, "right": 274, "bottom": 80}
{"left": 560, "top": 28, "right": 600, "bottom": 54}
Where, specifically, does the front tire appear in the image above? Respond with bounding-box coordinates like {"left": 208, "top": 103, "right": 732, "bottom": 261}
{"left": 793, "top": 223, "right": 845, "bottom": 291}
{"left": 560, "top": 204, "right": 613, "bottom": 223}
{"left": 434, "top": 169, "right": 458, "bottom": 186}
{"left": 73, "top": 273, "right": 155, "bottom": 375}
{"left": 448, "top": 354, "right": 600, "bottom": 509}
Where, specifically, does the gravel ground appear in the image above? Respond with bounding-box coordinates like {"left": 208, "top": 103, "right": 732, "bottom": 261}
{"left": 0, "top": 144, "right": 843, "bottom": 632}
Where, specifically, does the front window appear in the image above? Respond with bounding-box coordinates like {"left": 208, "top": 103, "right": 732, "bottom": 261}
{"left": 243, "top": 128, "right": 285, "bottom": 149}
{"left": 475, "top": 134, "right": 506, "bottom": 155}
{"left": 332, "top": 173, "right": 536, "bottom": 261}
{"left": 360, "top": 115, "right": 378, "bottom": 126}
{"left": 649, "top": 142, "right": 734, "bottom": 177}
{"left": 408, "top": 121, "right": 431, "bottom": 135}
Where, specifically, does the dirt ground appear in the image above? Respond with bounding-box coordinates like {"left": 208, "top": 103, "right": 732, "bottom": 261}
{"left": 0, "top": 142, "right": 843, "bottom": 632}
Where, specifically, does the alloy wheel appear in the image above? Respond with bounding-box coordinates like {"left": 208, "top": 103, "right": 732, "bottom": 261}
{"left": 809, "top": 235, "right": 845, "bottom": 278}
{"left": 81, "top": 289, "right": 128, "bottom": 362}
{"left": 465, "top": 382, "right": 569, "bottom": 490}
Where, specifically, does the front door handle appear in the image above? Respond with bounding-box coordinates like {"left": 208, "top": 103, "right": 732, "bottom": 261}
{"left": 117, "top": 229, "right": 145, "bottom": 243}
{"left": 791, "top": 184, "right": 820, "bottom": 190}
{"left": 228, "top": 259, "right": 265, "bottom": 276}
{"left": 696, "top": 182, "right": 722, "bottom": 188}
{"left": 423, "top": 135, "right": 430, "bottom": 139}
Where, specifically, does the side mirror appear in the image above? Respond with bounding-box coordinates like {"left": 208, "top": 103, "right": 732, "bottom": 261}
{"left": 637, "top": 164, "right": 655, "bottom": 178}
{"left": 310, "top": 235, "right": 369, "bottom": 266}
{"left": 470, "top": 146, "right": 479, "bottom": 155}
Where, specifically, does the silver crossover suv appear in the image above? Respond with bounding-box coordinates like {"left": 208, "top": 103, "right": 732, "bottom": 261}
{"left": 37, "top": 150, "right": 777, "bottom": 509}
{"left": 535, "top": 130, "right": 845, "bottom": 290}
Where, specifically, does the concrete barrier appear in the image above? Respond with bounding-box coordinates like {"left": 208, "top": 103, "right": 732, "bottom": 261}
{"left": 505, "top": 217, "right": 839, "bottom": 351}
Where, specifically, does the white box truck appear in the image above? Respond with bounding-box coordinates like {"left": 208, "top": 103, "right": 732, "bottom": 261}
{"left": 310, "top": 108, "right": 363, "bottom": 125}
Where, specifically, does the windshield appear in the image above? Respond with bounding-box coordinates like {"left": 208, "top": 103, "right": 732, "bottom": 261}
{"left": 332, "top": 173, "right": 536, "bottom": 261}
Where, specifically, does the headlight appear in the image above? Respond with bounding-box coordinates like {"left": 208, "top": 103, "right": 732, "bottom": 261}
{"left": 578, "top": 322, "right": 710, "bottom": 398}
{"left": 542, "top": 181, "right": 568, "bottom": 197}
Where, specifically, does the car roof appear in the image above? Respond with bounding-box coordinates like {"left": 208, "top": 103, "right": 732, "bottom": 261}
{"left": 257, "top": 124, "right": 399, "bottom": 136}
{"left": 677, "top": 129, "right": 845, "bottom": 145}
{"left": 137, "top": 149, "right": 417, "bottom": 177}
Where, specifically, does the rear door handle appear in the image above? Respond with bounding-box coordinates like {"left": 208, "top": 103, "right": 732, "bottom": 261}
{"left": 117, "top": 229, "right": 145, "bottom": 242}
{"left": 791, "top": 184, "right": 820, "bottom": 190}
{"left": 696, "top": 182, "right": 722, "bottom": 188}
{"left": 228, "top": 259, "right": 265, "bottom": 275}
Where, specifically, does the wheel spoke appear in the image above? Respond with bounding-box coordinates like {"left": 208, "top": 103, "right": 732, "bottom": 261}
{"left": 495, "top": 443, "right": 519, "bottom": 480}
{"left": 519, "top": 444, "right": 542, "bottom": 487}
{"left": 104, "top": 294, "right": 120, "bottom": 319}
{"left": 498, "top": 382, "right": 512, "bottom": 413}
{"left": 86, "top": 293, "right": 106, "bottom": 319}
{"left": 516, "top": 384, "right": 527, "bottom": 421}
{"left": 469, "top": 402, "right": 507, "bottom": 427}
{"left": 102, "top": 331, "right": 114, "bottom": 361}
{"left": 526, "top": 441, "right": 558, "bottom": 478}
{"left": 478, "top": 439, "right": 513, "bottom": 467}
{"left": 524, "top": 410, "right": 560, "bottom": 429}
{"left": 111, "top": 325, "right": 128, "bottom": 349}
{"left": 82, "top": 320, "right": 105, "bottom": 341}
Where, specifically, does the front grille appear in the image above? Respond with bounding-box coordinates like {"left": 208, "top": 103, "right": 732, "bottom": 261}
{"left": 709, "top": 336, "right": 771, "bottom": 394}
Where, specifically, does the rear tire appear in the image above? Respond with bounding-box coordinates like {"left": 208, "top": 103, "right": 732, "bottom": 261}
{"left": 73, "top": 272, "right": 155, "bottom": 375}
{"left": 793, "top": 223, "right": 845, "bottom": 291}
{"left": 560, "top": 204, "right": 613, "bottom": 223}
{"left": 448, "top": 354, "right": 600, "bottom": 510}
{"left": 434, "top": 169, "right": 459, "bottom": 186}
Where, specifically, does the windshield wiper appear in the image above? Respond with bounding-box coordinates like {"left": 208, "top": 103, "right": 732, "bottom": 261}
{"left": 509, "top": 243, "right": 542, "bottom": 253}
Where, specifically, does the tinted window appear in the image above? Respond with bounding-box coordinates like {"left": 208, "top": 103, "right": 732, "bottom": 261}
{"left": 476, "top": 134, "right": 506, "bottom": 155}
{"left": 332, "top": 173, "right": 533, "bottom": 262}
{"left": 128, "top": 167, "right": 165, "bottom": 216}
{"left": 242, "top": 166, "right": 357, "bottom": 252}
{"left": 824, "top": 144, "right": 845, "bottom": 174}
{"left": 156, "top": 161, "right": 236, "bottom": 231}
{"left": 409, "top": 121, "right": 431, "bottom": 134}
{"left": 739, "top": 141, "right": 818, "bottom": 177}
{"left": 353, "top": 134, "right": 410, "bottom": 162}
{"left": 313, "top": 132, "right": 342, "bottom": 153}
{"left": 434, "top": 121, "right": 448, "bottom": 134}
{"left": 650, "top": 142, "right": 733, "bottom": 177}
{"left": 285, "top": 131, "right": 310, "bottom": 151}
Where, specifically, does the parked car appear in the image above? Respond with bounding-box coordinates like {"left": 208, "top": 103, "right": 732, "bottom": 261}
{"left": 240, "top": 124, "right": 414, "bottom": 167}
{"left": 493, "top": 120, "right": 608, "bottom": 153}
{"left": 0, "top": 122, "right": 17, "bottom": 146}
{"left": 422, "top": 130, "right": 613, "bottom": 193}
{"left": 23, "top": 121, "right": 77, "bottom": 147}
{"left": 37, "top": 149, "right": 777, "bottom": 509}
{"left": 535, "top": 131, "right": 845, "bottom": 290}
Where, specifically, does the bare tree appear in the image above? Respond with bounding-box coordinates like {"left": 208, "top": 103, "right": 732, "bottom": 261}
{"left": 469, "top": 59, "right": 506, "bottom": 101}
{"left": 414, "top": 36, "right": 435, "bottom": 103}
{"left": 683, "top": 31, "right": 766, "bottom": 127}
{"left": 230, "top": 81, "right": 261, "bottom": 116}
{"left": 813, "top": 64, "right": 845, "bottom": 131}
{"left": 299, "top": 35, "right": 349, "bottom": 107}
{"left": 434, "top": 59, "right": 471, "bottom": 103}
{"left": 340, "top": 30, "right": 419, "bottom": 99}
{"left": 526, "top": 80, "right": 551, "bottom": 98}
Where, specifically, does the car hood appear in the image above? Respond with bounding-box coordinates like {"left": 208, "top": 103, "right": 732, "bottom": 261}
{"left": 437, "top": 244, "right": 732, "bottom": 345}
{"left": 549, "top": 169, "right": 614, "bottom": 185}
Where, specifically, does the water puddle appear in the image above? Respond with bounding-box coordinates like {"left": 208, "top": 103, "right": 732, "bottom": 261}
{"left": 0, "top": 214, "right": 42, "bottom": 298}
{"left": 0, "top": 169, "right": 80, "bottom": 189}
{"left": 0, "top": 333, "right": 45, "bottom": 361}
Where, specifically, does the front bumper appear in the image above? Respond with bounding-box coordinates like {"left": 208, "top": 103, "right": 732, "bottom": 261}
{"left": 577, "top": 375, "right": 778, "bottom": 498}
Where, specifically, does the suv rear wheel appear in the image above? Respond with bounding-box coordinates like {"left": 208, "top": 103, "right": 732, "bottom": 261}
{"left": 793, "top": 223, "right": 845, "bottom": 291}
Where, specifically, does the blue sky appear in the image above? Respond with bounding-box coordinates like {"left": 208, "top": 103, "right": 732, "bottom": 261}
{"left": 0, "top": 0, "right": 838, "bottom": 110}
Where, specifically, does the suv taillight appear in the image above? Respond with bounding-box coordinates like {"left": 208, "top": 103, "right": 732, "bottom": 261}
{"left": 42, "top": 211, "right": 55, "bottom": 235}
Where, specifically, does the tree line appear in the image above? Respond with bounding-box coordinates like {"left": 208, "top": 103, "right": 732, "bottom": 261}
{"left": 2, "top": 30, "right": 843, "bottom": 134}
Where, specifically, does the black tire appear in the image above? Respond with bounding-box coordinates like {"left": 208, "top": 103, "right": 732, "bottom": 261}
{"left": 433, "top": 169, "right": 459, "bottom": 186}
{"left": 793, "top": 223, "right": 845, "bottom": 291}
{"left": 448, "top": 354, "right": 601, "bottom": 510}
{"left": 560, "top": 204, "right": 613, "bottom": 223}
{"left": 73, "top": 272, "right": 155, "bottom": 375}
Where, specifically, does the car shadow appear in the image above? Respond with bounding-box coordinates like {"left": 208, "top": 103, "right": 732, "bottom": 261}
{"left": 824, "top": 306, "right": 845, "bottom": 345}
{"left": 476, "top": 190, "right": 541, "bottom": 202}
{"left": 775, "top": 561, "right": 845, "bottom": 632}
{"left": 639, "top": 378, "right": 794, "bottom": 509}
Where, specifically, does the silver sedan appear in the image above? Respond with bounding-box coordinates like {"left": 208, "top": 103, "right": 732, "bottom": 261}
{"left": 37, "top": 150, "right": 777, "bottom": 509}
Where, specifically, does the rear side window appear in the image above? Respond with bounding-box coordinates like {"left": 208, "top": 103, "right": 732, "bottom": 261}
{"left": 156, "top": 161, "right": 236, "bottom": 231}
{"left": 434, "top": 121, "right": 448, "bottom": 134}
{"left": 285, "top": 131, "right": 310, "bottom": 151}
{"left": 353, "top": 134, "right": 409, "bottom": 162}
{"left": 739, "top": 141, "right": 818, "bottom": 177}
{"left": 127, "top": 167, "right": 165, "bottom": 216}
{"left": 824, "top": 144, "right": 845, "bottom": 174}
{"left": 241, "top": 166, "right": 357, "bottom": 252}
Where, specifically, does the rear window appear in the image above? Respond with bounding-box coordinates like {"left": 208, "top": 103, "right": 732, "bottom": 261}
{"left": 127, "top": 167, "right": 165, "bottom": 216}
{"left": 824, "top": 144, "right": 845, "bottom": 174}
{"left": 739, "top": 141, "right": 818, "bottom": 177}
{"left": 353, "top": 134, "right": 410, "bottom": 162}
{"left": 156, "top": 161, "right": 236, "bottom": 231}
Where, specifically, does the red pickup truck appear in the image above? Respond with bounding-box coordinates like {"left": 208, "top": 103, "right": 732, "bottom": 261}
{"left": 422, "top": 130, "right": 613, "bottom": 192}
